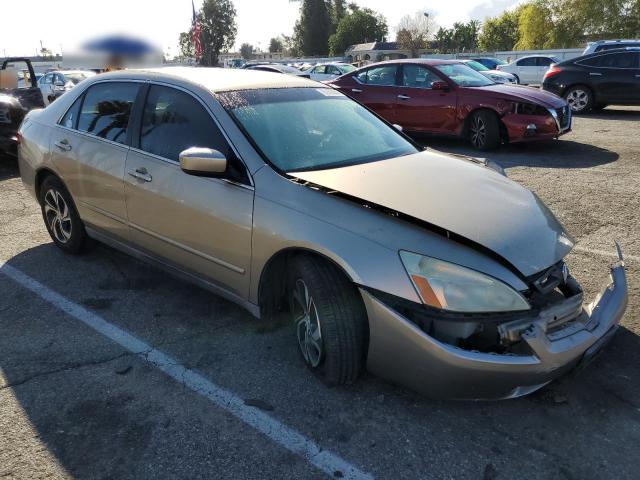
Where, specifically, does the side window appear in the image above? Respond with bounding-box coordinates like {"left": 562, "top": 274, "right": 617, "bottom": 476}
{"left": 327, "top": 65, "right": 341, "bottom": 75}
{"left": 537, "top": 57, "right": 553, "bottom": 67}
{"left": 60, "top": 96, "right": 83, "bottom": 129}
{"left": 518, "top": 57, "right": 537, "bottom": 67}
{"left": 363, "top": 65, "right": 397, "bottom": 86}
{"left": 606, "top": 52, "right": 637, "bottom": 68}
{"left": 139, "top": 85, "right": 248, "bottom": 183}
{"left": 77, "top": 82, "right": 138, "bottom": 144}
{"left": 355, "top": 69, "right": 368, "bottom": 83}
{"left": 402, "top": 65, "right": 441, "bottom": 88}
{"left": 44, "top": 74, "right": 53, "bottom": 84}
{"left": 579, "top": 56, "right": 604, "bottom": 67}
{"left": 313, "top": 66, "right": 326, "bottom": 74}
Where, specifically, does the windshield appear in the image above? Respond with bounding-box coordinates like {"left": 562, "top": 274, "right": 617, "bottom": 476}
{"left": 338, "top": 64, "right": 356, "bottom": 73}
{"left": 435, "top": 64, "right": 494, "bottom": 87}
{"left": 220, "top": 88, "right": 418, "bottom": 172}
{"left": 65, "top": 72, "right": 94, "bottom": 84}
{"left": 465, "top": 60, "right": 490, "bottom": 71}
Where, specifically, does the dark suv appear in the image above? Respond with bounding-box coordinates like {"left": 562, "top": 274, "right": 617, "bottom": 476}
{"left": 542, "top": 48, "right": 640, "bottom": 113}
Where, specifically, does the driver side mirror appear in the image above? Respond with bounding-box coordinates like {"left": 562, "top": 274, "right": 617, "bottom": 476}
{"left": 431, "top": 81, "right": 450, "bottom": 92}
{"left": 179, "top": 147, "right": 227, "bottom": 176}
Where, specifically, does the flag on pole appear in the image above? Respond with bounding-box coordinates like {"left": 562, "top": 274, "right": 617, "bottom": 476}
{"left": 192, "top": 0, "right": 203, "bottom": 60}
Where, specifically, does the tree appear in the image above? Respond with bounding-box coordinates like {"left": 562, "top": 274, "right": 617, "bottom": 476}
{"left": 240, "top": 43, "right": 254, "bottom": 59}
{"left": 514, "top": 1, "right": 554, "bottom": 50}
{"left": 269, "top": 37, "right": 284, "bottom": 53}
{"left": 198, "top": 0, "right": 237, "bottom": 65}
{"left": 434, "top": 27, "right": 454, "bottom": 53}
{"left": 292, "top": 0, "right": 332, "bottom": 56}
{"left": 328, "top": 6, "right": 388, "bottom": 55}
{"left": 395, "top": 11, "right": 438, "bottom": 57}
{"left": 478, "top": 9, "right": 519, "bottom": 52}
{"left": 178, "top": 31, "right": 195, "bottom": 58}
{"left": 331, "top": 0, "right": 347, "bottom": 29}
{"left": 450, "top": 20, "right": 481, "bottom": 52}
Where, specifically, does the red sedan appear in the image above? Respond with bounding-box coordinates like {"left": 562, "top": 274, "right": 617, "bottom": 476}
{"left": 328, "top": 59, "right": 572, "bottom": 150}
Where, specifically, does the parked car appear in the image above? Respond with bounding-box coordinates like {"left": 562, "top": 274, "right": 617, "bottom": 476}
{"left": 18, "top": 67, "right": 627, "bottom": 400}
{"left": 0, "top": 58, "right": 45, "bottom": 157}
{"left": 471, "top": 57, "right": 507, "bottom": 70}
{"left": 38, "top": 70, "right": 96, "bottom": 105}
{"left": 305, "top": 62, "right": 356, "bottom": 81}
{"left": 582, "top": 39, "right": 640, "bottom": 55}
{"left": 542, "top": 48, "right": 640, "bottom": 113}
{"left": 497, "top": 55, "right": 561, "bottom": 84}
{"left": 329, "top": 59, "right": 571, "bottom": 150}
{"left": 461, "top": 59, "right": 518, "bottom": 84}
{"left": 244, "top": 63, "right": 310, "bottom": 78}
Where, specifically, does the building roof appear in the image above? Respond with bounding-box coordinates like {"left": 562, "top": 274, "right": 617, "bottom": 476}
{"left": 346, "top": 42, "right": 398, "bottom": 52}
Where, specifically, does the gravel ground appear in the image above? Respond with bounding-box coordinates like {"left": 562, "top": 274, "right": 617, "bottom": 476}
{"left": 1, "top": 107, "right": 639, "bottom": 479}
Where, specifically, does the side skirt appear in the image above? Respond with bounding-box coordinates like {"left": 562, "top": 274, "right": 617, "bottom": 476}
{"left": 85, "top": 226, "right": 261, "bottom": 319}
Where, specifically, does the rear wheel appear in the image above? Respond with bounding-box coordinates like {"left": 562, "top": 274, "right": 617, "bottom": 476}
{"left": 564, "top": 86, "right": 593, "bottom": 114}
{"left": 513, "top": 74, "right": 520, "bottom": 84}
{"left": 468, "top": 110, "right": 500, "bottom": 151}
{"left": 39, "top": 176, "right": 90, "bottom": 254}
{"left": 287, "top": 255, "right": 367, "bottom": 385}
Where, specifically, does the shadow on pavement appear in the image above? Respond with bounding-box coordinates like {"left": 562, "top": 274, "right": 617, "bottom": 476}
{"left": 581, "top": 107, "right": 640, "bottom": 122}
{"left": 1, "top": 243, "right": 640, "bottom": 479}
{"left": 417, "top": 136, "right": 619, "bottom": 170}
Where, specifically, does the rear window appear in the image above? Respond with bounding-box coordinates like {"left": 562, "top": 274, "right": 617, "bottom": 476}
{"left": 595, "top": 43, "right": 640, "bottom": 52}
{"left": 77, "top": 82, "right": 139, "bottom": 144}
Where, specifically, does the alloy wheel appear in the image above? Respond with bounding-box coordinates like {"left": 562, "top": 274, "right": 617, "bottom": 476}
{"left": 470, "top": 115, "right": 486, "bottom": 148}
{"left": 43, "top": 188, "right": 72, "bottom": 244}
{"left": 566, "top": 89, "right": 589, "bottom": 112}
{"left": 291, "top": 278, "right": 323, "bottom": 367}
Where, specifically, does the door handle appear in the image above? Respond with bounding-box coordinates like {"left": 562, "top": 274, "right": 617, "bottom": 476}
{"left": 589, "top": 72, "right": 602, "bottom": 76}
{"left": 128, "top": 167, "right": 152, "bottom": 182}
{"left": 398, "top": 94, "right": 411, "bottom": 100}
{"left": 351, "top": 88, "right": 362, "bottom": 93}
{"left": 54, "top": 139, "right": 72, "bottom": 151}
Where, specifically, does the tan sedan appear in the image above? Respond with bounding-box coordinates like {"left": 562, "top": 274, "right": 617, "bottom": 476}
{"left": 17, "top": 67, "right": 627, "bottom": 399}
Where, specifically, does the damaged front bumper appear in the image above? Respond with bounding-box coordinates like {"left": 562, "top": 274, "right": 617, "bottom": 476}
{"left": 362, "top": 249, "right": 628, "bottom": 400}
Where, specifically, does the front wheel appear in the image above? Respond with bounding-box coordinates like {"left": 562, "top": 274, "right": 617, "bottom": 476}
{"left": 288, "top": 255, "right": 367, "bottom": 385}
{"left": 39, "top": 176, "right": 90, "bottom": 254}
{"left": 468, "top": 110, "right": 500, "bottom": 151}
{"left": 564, "top": 86, "right": 593, "bottom": 114}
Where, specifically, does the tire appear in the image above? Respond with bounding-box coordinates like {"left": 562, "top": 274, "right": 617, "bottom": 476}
{"left": 287, "top": 254, "right": 367, "bottom": 385}
{"left": 513, "top": 74, "right": 520, "bottom": 84}
{"left": 564, "top": 85, "right": 593, "bottom": 114}
{"left": 468, "top": 110, "right": 501, "bottom": 151}
{"left": 39, "top": 176, "right": 90, "bottom": 254}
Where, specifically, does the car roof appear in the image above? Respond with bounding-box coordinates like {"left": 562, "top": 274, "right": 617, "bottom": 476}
{"left": 366, "top": 59, "right": 462, "bottom": 67}
{"left": 589, "top": 39, "right": 640, "bottom": 44}
{"left": 515, "top": 54, "right": 558, "bottom": 59}
{"left": 98, "top": 66, "right": 317, "bottom": 92}
{"left": 48, "top": 70, "right": 96, "bottom": 75}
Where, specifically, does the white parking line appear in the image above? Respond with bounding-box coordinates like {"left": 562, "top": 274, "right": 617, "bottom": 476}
{"left": 0, "top": 262, "right": 373, "bottom": 480}
{"left": 573, "top": 245, "right": 639, "bottom": 264}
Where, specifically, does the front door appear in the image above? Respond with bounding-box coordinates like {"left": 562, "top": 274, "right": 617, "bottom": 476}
{"left": 50, "top": 81, "right": 139, "bottom": 239}
{"left": 124, "top": 84, "right": 254, "bottom": 299}
{"left": 394, "top": 64, "right": 457, "bottom": 133}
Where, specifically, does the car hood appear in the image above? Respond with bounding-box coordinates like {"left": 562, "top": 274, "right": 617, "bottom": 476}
{"left": 289, "top": 150, "right": 574, "bottom": 277}
{"left": 484, "top": 70, "right": 513, "bottom": 78}
{"left": 476, "top": 84, "right": 566, "bottom": 108}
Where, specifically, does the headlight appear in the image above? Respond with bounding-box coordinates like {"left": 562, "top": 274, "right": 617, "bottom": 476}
{"left": 399, "top": 251, "right": 530, "bottom": 312}
{"left": 511, "top": 102, "right": 549, "bottom": 116}
{"left": 490, "top": 74, "right": 506, "bottom": 83}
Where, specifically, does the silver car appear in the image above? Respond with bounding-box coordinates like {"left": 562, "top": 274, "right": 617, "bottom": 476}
{"left": 17, "top": 67, "right": 628, "bottom": 400}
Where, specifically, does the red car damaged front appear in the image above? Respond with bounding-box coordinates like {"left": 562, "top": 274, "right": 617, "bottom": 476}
{"left": 328, "top": 59, "right": 572, "bottom": 150}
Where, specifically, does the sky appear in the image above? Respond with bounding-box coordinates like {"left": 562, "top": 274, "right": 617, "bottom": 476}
{"left": 0, "top": 0, "right": 520, "bottom": 58}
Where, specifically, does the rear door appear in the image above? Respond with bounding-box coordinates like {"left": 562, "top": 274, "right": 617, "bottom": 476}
{"left": 310, "top": 65, "right": 328, "bottom": 81}
{"left": 346, "top": 64, "right": 400, "bottom": 123}
{"left": 515, "top": 57, "right": 537, "bottom": 83}
{"left": 394, "top": 64, "right": 457, "bottom": 133}
{"left": 536, "top": 57, "right": 555, "bottom": 84}
{"left": 50, "top": 81, "right": 140, "bottom": 239}
{"left": 124, "top": 84, "right": 254, "bottom": 299}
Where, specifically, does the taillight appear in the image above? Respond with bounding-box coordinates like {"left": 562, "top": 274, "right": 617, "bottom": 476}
{"left": 15, "top": 132, "right": 23, "bottom": 144}
{"left": 543, "top": 66, "right": 561, "bottom": 80}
